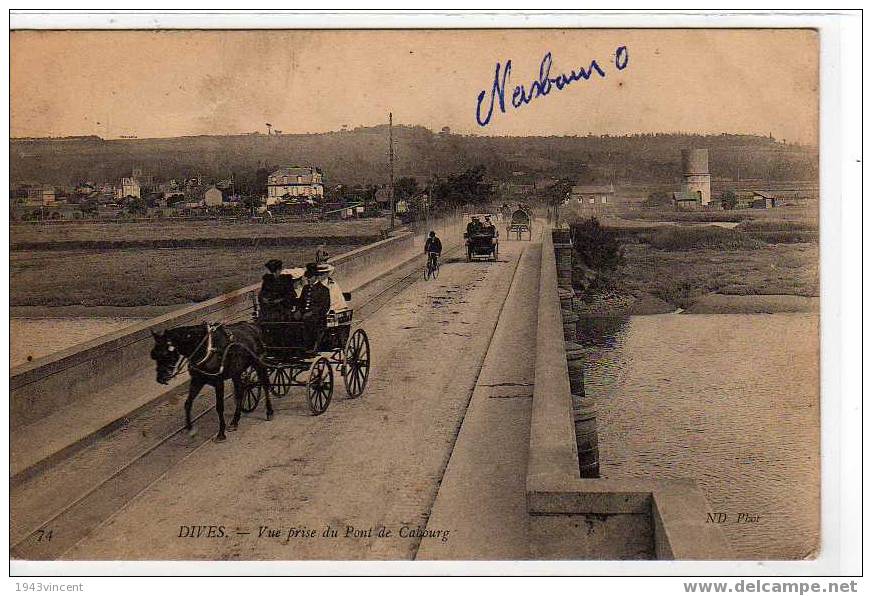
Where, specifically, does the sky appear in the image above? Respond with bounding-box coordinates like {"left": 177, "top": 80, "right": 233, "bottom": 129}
{"left": 11, "top": 29, "right": 819, "bottom": 144}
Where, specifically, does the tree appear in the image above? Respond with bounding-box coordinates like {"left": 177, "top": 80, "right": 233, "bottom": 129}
{"left": 721, "top": 189, "right": 738, "bottom": 210}
{"left": 394, "top": 177, "right": 420, "bottom": 201}
{"left": 571, "top": 217, "right": 624, "bottom": 271}
{"left": 241, "top": 194, "right": 262, "bottom": 214}
{"left": 430, "top": 166, "right": 493, "bottom": 210}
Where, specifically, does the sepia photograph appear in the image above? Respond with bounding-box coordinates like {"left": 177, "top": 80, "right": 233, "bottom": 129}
{"left": 6, "top": 11, "right": 856, "bottom": 576}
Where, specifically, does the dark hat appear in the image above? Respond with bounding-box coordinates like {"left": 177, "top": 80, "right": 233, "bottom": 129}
{"left": 304, "top": 262, "right": 319, "bottom": 278}
{"left": 265, "top": 259, "right": 283, "bottom": 272}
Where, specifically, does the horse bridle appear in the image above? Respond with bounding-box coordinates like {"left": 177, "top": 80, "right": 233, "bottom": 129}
{"left": 162, "top": 323, "right": 219, "bottom": 380}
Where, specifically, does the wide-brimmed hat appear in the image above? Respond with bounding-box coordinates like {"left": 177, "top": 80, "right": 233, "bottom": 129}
{"left": 264, "top": 258, "right": 283, "bottom": 272}
{"left": 282, "top": 267, "right": 306, "bottom": 279}
{"left": 316, "top": 263, "right": 335, "bottom": 276}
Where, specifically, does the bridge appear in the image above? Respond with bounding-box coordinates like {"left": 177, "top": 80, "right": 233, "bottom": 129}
{"left": 10, "top": 218, "right": 730, "bottom": 561}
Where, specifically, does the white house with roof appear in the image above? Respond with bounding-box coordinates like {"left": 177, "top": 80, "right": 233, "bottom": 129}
{"left": 203, "top": 186, "right": 224, "bottom": 207}
{"left": 571, "top": 184, "right": 615, "bottom": 206}
{"left": 266, "top": 166, "right": 324, "bottom": 205}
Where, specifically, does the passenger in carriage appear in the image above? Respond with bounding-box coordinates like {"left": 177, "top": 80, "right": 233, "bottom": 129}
{"left": 281, "top": 267, "right": 306, "bottom": 320}
{"left": 299, "top": 262, "right": 332, "bottom": 349}
{"left": 259, "top": 259, "right": 293, "bottom": 321}
{"left": 482, "top": 215, "right": 496, "bottom": 236}
{"left": 319, "top": 263, "right": 348, "bottom": 313}
{"left": 466, "top": 216, "right": 482, "bottom": 236}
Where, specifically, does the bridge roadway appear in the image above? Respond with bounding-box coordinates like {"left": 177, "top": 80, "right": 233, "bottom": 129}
{"left": 12, "top": 229, "right": 541, "bottom": 561}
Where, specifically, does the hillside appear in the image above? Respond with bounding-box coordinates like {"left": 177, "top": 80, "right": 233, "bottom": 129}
{"left": 10, "top": 126, "right": 818, "bottom": 188}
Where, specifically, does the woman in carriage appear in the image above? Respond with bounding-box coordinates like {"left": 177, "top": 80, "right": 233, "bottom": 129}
{"left": 258, "top": 259, "right": 294, "bottom": 322}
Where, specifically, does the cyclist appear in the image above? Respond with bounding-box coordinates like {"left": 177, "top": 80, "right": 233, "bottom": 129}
{"left": 424, "top": 230, "right": 442, "bottom": 273}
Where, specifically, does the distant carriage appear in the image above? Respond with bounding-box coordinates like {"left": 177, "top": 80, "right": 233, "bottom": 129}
{"left": 507, "top": 208, "right": 533, "bottom": 241}
{"left": 243, "top": 294, "right": 371, "bottom": 416}
{"left": 464, "top": 213, "right": 499, "bottom": 262}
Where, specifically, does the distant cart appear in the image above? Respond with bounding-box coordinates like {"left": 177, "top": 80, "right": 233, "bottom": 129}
{"left": 506, "top": 208, "right": 533, "bottom": 241}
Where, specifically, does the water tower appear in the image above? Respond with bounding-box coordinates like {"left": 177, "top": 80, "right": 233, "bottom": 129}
{"left": 681, "top": 148, "right": 711, "bottom": 205}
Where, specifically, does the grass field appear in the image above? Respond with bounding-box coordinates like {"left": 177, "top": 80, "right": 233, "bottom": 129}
{"left": 10, "top": 218, "right": 389, "bottom": 245}
{"left": 11, "top": 243, "right": 362, "bottom": 307}
{"left": 569, "top": 207, "right": 820, "bottom": 315}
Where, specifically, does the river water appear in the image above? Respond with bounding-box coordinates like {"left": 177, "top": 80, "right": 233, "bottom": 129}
{"left": 10, "top": 318, "right": 144, "bottom": 368}
{"left": 575, "top": 313, "right": 819, "bottom": 560}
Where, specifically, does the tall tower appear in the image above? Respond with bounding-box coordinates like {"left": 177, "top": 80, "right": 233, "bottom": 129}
{"left": 681, "top": 148, "right": 711, "bottom": 205}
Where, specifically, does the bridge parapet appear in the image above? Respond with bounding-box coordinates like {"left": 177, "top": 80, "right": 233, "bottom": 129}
{"left": 10, "top": 219, "right": 465, "bottom": 431}
{"left": 527, "top": 227, "right": 732, "bottom": 560}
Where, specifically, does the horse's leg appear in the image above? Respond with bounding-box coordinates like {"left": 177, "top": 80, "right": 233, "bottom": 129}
{"left": 229, "top": 375, "right": 243, "bottom": 431}
{"left": 255, "top": 363, "right": 273, "bottom": 421}
{"left": 185, "top": 376, "right": 206, "bottom": 437}
{"left": 214, "top": 381, "right": 227, "bottom": 442}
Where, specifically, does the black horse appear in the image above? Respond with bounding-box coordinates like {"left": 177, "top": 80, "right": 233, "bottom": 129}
{"left": 150, "top": 322, "right": 272, "bottom": 442}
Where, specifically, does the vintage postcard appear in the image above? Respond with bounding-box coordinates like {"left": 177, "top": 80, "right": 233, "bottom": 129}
{"left": 8, "top": 14, "right": 843, "bottom": 574}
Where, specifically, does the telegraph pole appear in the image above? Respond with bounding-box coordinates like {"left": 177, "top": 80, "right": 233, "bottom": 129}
{"left": 389, "top": 112, "right": 395, "bottom": 230}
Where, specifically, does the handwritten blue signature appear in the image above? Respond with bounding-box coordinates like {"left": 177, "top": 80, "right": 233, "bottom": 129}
{"left": 475, "top": 46, "right": 629, "bottom": 127}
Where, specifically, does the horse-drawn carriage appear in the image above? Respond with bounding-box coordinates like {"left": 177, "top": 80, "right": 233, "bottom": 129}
{"left": 464, "top": 213, "right": 499, "bottom": 261}
{"left": 506, "top": 208, "right": 533, "bottom": 241}
{"left": 149, "top": 266, "right": 371, "bottom": 443}
{"left": 242, "top": 297, "right": 371, "bottom": 416}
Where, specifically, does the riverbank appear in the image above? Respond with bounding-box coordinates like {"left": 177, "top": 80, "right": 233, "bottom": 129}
{"left": 571, "top": 225, "right": 819, "bottom": 316}
{"left": 572, "top": 291, "right": 818, "bottom": 317}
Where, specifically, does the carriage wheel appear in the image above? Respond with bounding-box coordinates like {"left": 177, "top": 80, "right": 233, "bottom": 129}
{"left": 239, "top": 365, "right": 262, "bottom": 413}
{"left": 306, "top": 357, "right": 334, "bottom": 415}
{"left": 343, "top": 329, "right": 371, "bottom": 398}
{"left": 269, "top": 366, "right": 292, "bottom": 397}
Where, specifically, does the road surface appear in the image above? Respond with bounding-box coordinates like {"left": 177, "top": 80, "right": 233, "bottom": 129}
{"left": 17, "top": 236, "right": 531, "bottom": 560}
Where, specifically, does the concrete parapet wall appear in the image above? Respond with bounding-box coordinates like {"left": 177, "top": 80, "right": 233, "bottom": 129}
{"left": 528, "top": 229, "right": 732, "bottom": 560}
{"left": 10, "top": 218, "right": 463, "bottom": 430}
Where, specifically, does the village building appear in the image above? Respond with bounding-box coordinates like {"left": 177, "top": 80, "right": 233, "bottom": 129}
{"left": 266, "top": 166, "right": 324, "bottom": 205}
{"left": 25, "top": 185, "right": 56, "bottom": 207}
{"left": 672, "top": 190, "right": 703, "bottom": 210}
{"left": 203, "top": 186, "right": 224, "bottom": 207}
{"left": 571, "top": 184, "right": 615, "bottom": 206}
{"left": 116, "top": 176, "right": 141, "bottom": 199}
{"left": 751, "top": 191, "right": 781, "bottom": 209}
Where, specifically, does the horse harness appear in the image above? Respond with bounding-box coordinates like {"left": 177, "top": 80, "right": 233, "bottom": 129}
{"left": 164, "top": 323, "right": 256, "bottom": 380}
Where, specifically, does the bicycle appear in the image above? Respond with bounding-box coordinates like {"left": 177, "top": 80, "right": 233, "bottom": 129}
{"left": 424, "top": 252, "right": 440, "bottom": 280}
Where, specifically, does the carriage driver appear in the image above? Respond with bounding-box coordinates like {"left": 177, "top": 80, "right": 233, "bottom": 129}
{"left": 466, "top": 216, "right": 482, "bottom": 236}
{"left": 281, "top": 266, "right": 306, "bottom": 319}
{"left": 299, "top": 262, "right": 333, "bottom": 349}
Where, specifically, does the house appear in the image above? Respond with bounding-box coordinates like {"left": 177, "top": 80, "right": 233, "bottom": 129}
{"left": 203, "top": 186, "right": 224, "bottom": 207}
{"left": 751, "top": 191, "right": 780, "bottom": 209}
{"left": 25, "top": 185, "right": 56, "bottom": 207}
{"left": 266, "top": 166, "right": 324, "bottom": 205}
{"left": 571, "top": 184, "right": 615, "bottom": 206}
{"left": 672, "top": 191, "right": 702, "bottom": 210}
{"left": 76, "top": 182, "right": 96, "bottom": 195}
{"left": 117, "top": 176, "right": 141, "bottom": 199}
{"left": 374, "top": 187, "right": 393, "bottom": 210}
